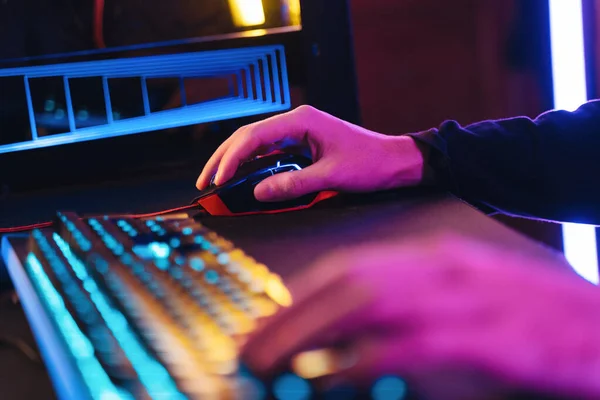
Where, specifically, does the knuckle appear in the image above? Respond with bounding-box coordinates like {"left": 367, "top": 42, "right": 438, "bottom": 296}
{"left": 293, "top": 105, "right": 322, "bottom": 128}
{"left": 294, "top": 104, "right": 317, "bottom": 116}
{"left": 319, "top": 165, "right": 338, "bottom": 188}
{"left": 244, "top": 131, "right": 261, "bottom": 149}
{"left": 238, "top": 122, "right": 259, "bottom": 139}
{"left": 231, "top": 124, "right": 251, "bottom": 141}
{"left": 279, "top": 173, "right": 303, "bottom": 195}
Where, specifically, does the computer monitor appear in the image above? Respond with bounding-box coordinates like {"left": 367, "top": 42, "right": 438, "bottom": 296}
{"left": 0, "top": 0, "right": 360, "bottom": 194}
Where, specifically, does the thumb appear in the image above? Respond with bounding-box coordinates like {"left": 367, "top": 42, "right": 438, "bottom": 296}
{"left": 254, "top": 165, "right": 328, "bottom": 202}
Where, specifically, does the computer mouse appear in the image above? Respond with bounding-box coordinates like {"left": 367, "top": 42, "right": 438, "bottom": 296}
{"left": 192, "top": 153, "right": 338, "bottom": 216}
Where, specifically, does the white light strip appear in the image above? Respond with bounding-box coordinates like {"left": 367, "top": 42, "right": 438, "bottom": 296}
{"left": 549, "top": 0, "right": 599, "bottom": 284}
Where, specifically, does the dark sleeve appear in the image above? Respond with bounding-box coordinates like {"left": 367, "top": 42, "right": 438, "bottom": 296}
{"left": 406, "top": 100, "right": 600, "bottom": 225}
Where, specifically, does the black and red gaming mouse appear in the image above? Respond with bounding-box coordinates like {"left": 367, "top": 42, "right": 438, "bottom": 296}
{"left": 192, "top": 153, "right": 338, "bottom": 216}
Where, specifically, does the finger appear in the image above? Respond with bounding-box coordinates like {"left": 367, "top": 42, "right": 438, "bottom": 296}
{"left": 253, "top": 164, "right": 330, "bottom": 201}
{"left": 242, "top": 278, "right": 372, "bottom": 374}
{"left": 196, "top": 128, "right": 282, "bottom": 189}
{"left": 243, "top": 245, "right": 438, "bottom": 372}
{"left": 243, "top": 256, "right": 346, "bottom": 355}
{"left": 244, "top": 242, "right": 481, "bottom": 374}
{"left": 242, "top": 248, "right": 378, "bottom": 373}
{"left": 196, "top": 129, "right": 241, "bottom": 189}
{"left": 214, "top": 108, "right": 317, "bottom": 185}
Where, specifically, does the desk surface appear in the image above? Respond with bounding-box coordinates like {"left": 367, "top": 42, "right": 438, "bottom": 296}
{"left": 0, "top": 177, "right": 571, "bottom": 400}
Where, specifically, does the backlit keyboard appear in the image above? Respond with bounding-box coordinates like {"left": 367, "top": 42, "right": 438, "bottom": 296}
{"left": 2, "top": 211, "right": 413, "bottom": 400}
{"left": 2, "top": 211, "right": 295, "bottom": 399}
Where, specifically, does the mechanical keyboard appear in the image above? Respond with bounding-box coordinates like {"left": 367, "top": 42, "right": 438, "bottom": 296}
{"left": 1, "top": 211, "right": 412, "bottom": 400}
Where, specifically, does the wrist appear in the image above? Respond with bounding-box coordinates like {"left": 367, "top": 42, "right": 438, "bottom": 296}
{"left": 383, "top": 135, "right": 433, "bottom": 188}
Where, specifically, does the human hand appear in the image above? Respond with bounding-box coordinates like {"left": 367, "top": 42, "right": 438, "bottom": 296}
{"left": 196, "top": 105, "right": 428, "bottom": 201}
{"left": 241, "top": 234, "right": 600, "bottom": 400}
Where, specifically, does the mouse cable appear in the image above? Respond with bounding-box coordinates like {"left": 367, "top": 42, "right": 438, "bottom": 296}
{"left": 0, "top": 204, "right": 199, "bottom": 234}
{"left": 0, "top": 334, "right": 43, "bottom": 365}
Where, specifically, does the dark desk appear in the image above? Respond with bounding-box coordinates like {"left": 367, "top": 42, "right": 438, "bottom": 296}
{"left": 0, "top": 176, "right": 571, "bottom": 400}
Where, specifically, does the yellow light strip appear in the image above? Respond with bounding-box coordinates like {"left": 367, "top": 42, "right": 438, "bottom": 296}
{"left": 228, "top": 0, "right": 266, "bottom": 27}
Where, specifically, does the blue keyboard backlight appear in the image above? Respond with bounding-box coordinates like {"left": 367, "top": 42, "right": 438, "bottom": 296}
{"left": 26, "top": 253, "right": 128, "bottom": 400}
{"left": 149, "top": 242, "right": 171, "bottom": 258}
{"left": 53, "top": 235, "right": 186, "bottom": 399}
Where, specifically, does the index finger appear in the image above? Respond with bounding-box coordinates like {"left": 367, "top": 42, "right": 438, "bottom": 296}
{"left": 214, "top": 107, "right": 316, "bottom": 185}
{"left": 196, "top": 130, "right": 241, "bottom": 189}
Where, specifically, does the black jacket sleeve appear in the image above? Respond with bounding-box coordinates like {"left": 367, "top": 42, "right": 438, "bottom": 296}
{"left": 407, "top": 100, "right": 600, "bottom": 225}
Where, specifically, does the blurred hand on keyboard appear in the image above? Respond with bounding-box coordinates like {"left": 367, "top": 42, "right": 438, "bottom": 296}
{"left": 197, "top": 105, "right": 428, "bottom": 202}
{"left": 241, "top": 233, "right": 600, "bottom": 400}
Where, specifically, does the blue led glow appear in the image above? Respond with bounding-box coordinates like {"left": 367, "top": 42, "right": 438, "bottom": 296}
{"left": 44, "top": 99, "right": 55, "bottom": 112}
{"left": 52, "top": 235, "right": 186, "bottom": 399}
{"left": 58, "top": 213, "right": 92, "bottom": 252}
{"left": 154, "top": 259, "right": 170, "bottom": 271}
{"left": 102, "top": 77, "right": 113, "bottom": 124}
{"left": 54, "top": 109, "right": 65, "bottom": 120}
{"left": 170, "top": 268, "right": 184, "bottom": 280}
{"left": 217, "top": 253, "right": 229, "bottom": 265}
{"left": 0, "top": 46, "right": 291, "bottom": 154}
{"left": 238, "top": 377, "right": 267, "bottom": 400}
{"left": 88, "top": 219, "right": 125, "bottom": 256}
{"left": 120, "top": 253, "right": 133, "bottom": 266}
{"left": 272, "top": 373, "right": 311, "bottom": 400}
{"left": 189, "top": 257, "right": 205, "bottom": 271}
{"left": 182, "top": 227, "right": 193, "bottom": 236}
{"left": 133, "top": 243, "right": 171, "bottom": 260}
{"left": 149, "top": 242, "right": 171, "bottom": 258}
{"left": 117, "top": 220, "right": 137, "bottom": 237}
{"left": 205, "top": 270, "right": 220, "bottom": 284}
{"left": 548, "top": 0, "right": 600, "bottom": 284}
{"left": 76, "top": 110, "right": 89, "bottom": 121}
{"left": 26, "top": 253, "right": 128, "bottom": 400}
{"left": 194, "top": 235, "right": 204, "bottom": 244}
{"left": 371, "top": 376, "right": 407, "bottom": 400}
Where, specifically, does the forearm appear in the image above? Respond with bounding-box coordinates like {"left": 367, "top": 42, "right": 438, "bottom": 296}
{"left": 407, "top": 100, "right": 600, "bottom": 224}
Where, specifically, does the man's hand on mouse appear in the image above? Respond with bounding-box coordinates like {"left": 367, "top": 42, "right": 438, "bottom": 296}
{"left": 197, "top": 105, "right": 429, "bottom": 201}
{"left": 240, "top": 233, "right": 600, "bottom": 400}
